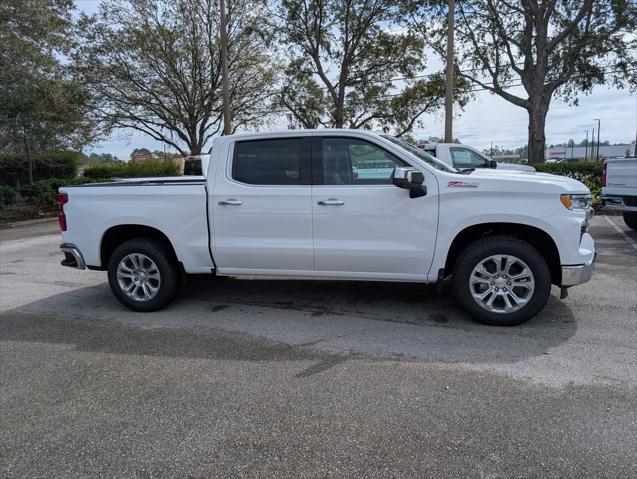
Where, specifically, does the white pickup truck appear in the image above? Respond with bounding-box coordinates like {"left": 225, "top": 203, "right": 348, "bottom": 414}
{"left": 419, "top": 143, "right": 536, "bottom": 172}
{"left": 601, "top": 157, "right": 637, "bottom": 230}
{"left": 58, "top": 130, "right": 596, "bottom": 326}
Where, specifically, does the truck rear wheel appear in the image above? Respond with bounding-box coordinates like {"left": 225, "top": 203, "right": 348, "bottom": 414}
{"left": 452, "top": 236, "right": 551, "bottom": 326}
{"left": 623, "top": 212, "right": 637, "bottom": 231}
{"left": 107, "top": 238, "right": 180, "bottom": 312}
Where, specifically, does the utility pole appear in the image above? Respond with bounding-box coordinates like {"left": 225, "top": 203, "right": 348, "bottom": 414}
{"left": 594, "top": 118, "right": 601, "bottom": 160}
{"left": 444, "top": 0, "right": 454, "bottom": 143}
{"left": 220, "top": 0, "right": 232, "bottom": 135}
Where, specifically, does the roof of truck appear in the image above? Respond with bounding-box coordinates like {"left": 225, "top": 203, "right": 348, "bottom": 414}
{"left": 221, "top": 129, "right": 384, "bottom": 139}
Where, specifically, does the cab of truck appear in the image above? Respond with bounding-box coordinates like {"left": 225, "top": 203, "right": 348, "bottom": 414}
{"left": 418, "top": 143, "right": 536, "bottom": 172}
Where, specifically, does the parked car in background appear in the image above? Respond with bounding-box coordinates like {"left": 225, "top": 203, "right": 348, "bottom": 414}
{"left": 418, "top": 143, "right": 536, "bottom": 172}
{"left": 58, "top": 130, "right": 595, "bottom": 326}
{"left": 602, "top": 157, "right": 637, "bottom": 230}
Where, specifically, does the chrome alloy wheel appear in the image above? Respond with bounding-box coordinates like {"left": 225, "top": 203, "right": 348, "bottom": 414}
{"left": 469, "top": 254, "right": 535, "bottom": 314}
{"left": 116, "top": 253, "right": 161, "bottom": 301}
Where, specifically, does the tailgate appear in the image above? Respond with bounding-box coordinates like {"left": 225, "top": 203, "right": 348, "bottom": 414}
{"left": 605, "top": 158, "right": 637, "bottom": 190}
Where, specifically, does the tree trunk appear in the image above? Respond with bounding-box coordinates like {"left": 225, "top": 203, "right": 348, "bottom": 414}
{"left": 219, "top": 0, "right": 232, "bottom": 135}
{"left": 334, "top": 88, "right": 345, "bottom": 128}
{"left": 527, "top": 102, "right": 548, "bottom": 164}
{"left": 334, "top": 104, "right": 344, "bottom": 128}
{"left": 23, "top": 133, "right": 33, "bottom": 185}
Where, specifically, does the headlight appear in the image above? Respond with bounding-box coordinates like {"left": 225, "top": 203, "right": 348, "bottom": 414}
{"left": 560, "top": 193, "right": 592, "bottom": 211}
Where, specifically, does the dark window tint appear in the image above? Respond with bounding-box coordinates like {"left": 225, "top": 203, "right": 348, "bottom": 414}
{"left": 183, "top": 156, "right": 202, "bottom": 175}
{"left": 322, "top": 138, "right": 405, "bottom": 185}
{"left": 233, "top": 139, "right": 302, "bottom": 185}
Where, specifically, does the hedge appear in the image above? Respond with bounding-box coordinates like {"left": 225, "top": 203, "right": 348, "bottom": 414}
{"left": 83, "top": 159, "right": 180, "bottom": 179}
{"left": 18, "top": 177, "right": 97, "bottom": 211}
{"left": 0, "top": 185, "right": 17, "bottom": 208}
{"left": 534, "top": 161, "right": 602, "bottom": 204}
{"left": 0, "top": 151, "right": 81, "bottom": 186}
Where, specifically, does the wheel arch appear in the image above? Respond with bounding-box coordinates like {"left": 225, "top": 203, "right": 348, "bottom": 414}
{"left": 99, "top": 224, "right": 179, "bottom": 270}
{"left": 444, "top": 222, "right": 562, "bottom": 285}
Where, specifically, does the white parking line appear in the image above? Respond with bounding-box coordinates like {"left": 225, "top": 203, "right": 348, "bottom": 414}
{"left": 604, "top": 216, "right": 637, "bottom": 251}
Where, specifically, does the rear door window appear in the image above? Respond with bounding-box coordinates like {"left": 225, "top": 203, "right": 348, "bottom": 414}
{"left": 233, "top": 138, "right": 304, "bottom": 185}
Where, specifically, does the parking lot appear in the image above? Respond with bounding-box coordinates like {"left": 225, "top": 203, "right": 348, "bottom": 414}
{"left": 1, "top": 215, "right": 636, "bottom": 477}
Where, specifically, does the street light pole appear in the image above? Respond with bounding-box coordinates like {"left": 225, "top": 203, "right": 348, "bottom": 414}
{"left": 584, "top": 130, "right": 588, "bottom": 161}
{"left": 594, "top": 118, "right": 601, "bottom": 160}
{"left": 444, "top": 0, "right": 454, "bottom": 143}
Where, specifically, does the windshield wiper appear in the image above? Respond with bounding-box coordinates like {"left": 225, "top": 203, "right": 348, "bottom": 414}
{"left": 457, "top": 168, "right": 475, "bottom": 174}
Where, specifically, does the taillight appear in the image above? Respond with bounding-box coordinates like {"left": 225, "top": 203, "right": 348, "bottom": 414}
{"left": 56, "top": 192, "right": 68, "bottom": 231}
{"left": 601, "top": 161, "right": 607, "bottom": 187}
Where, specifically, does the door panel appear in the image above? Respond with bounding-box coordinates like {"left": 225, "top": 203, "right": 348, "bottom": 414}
{"left": 211, "top": 137, "right": 313, "bottom": 272}
{"left": 312, "top": 137, "right": 438, "bottom": 277}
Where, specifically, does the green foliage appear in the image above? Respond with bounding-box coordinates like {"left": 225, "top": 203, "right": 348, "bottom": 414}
{"left": 83, "top": 159, "right": 180, "bottom": 180}
{"left": 75, "top": 0, "right": 274, "bottom": 156}
{"left": 85, "top": 152, "right": 123, "bottom": 164}
{"left": 0, "top": 151, "right": 80, "bottom": 186}
{"left": 273, "top": 0, "right": 465, "bottom": 136}
{"left": 408, "top": 0, "right": 637, "bottom": 162}
{"left": 17, "top": 177, "right": 97, "bottom": 211}
{"left": 535, "top": 162, "right": 603, "bottom": 204}
{"left": 19, "top": 181, "right": 57, "bottom": 209}
{"left": 0, "top": 185, "right": 17, "bottom": 208}
{"left": 0, "top": 0, "right": 101, "bottom": 164}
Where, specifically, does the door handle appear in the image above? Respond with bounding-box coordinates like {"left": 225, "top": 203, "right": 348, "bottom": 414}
{"left": 218, "top": 198, "right": 243, "bottom": 206}
{"left": 318, "top": 198, "right": 345, "bottom": 206}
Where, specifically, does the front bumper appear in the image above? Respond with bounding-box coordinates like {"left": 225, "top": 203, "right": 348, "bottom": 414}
{"left": 561, "top": 250, "right": 597, "bottom": 287}
{"left": 60, "top": 243, "right": 86, "bottom": 270}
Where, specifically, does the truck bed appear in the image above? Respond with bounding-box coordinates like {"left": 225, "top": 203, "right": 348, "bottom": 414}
{"left": 60, "top": 179, "right": 214, "bottom": 272}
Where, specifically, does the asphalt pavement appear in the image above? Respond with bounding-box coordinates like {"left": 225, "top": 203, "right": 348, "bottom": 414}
{"left": 1, "top": 216, "right": 636, "bottom": 478}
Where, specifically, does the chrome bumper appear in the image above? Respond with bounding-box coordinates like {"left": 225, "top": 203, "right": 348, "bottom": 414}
{"left": 60, "top": 243, "right": 86, "bottom": 270}
{"left": 561, "top": 250, "right": 597, "bottom": 287}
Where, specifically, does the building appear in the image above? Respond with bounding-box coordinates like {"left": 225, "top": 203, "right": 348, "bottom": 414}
{"left": 546, "top": 144, "right": 635, "bottom": 161}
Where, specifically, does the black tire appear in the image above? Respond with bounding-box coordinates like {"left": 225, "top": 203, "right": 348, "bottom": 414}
{"left": 623, "top": 212, "right": 637, "bottom": 231}
{"left": 452, "top": 236, "right": 552, "bottom": 326}
{"left": 107, "top": 238, "right": 180, "bottom": 312}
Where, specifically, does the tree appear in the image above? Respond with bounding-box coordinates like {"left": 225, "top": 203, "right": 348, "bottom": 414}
{"left": 0, "top": 0, "right": 97, "bottom": 184}
{"left": 87, "top": 153, "right": 123, "bottom": 164}
{"left": 75, "top": 0, "right": 277, "bottom": 156}
{"left": 130, "top": 148, "right": 152, "bottom": 159}
{"left": 409, "top": 0, "right": 637, "bottom": 163}
{"left": 270, "top": 0, "right": 467, "bottom": 136}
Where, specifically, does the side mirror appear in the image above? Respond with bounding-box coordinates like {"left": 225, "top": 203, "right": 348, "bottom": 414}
{"left": 392, "top": 167, "right": 427, "bottom": 199}
{"left": 488, "top": 160, "right": 497, "bottom": 169}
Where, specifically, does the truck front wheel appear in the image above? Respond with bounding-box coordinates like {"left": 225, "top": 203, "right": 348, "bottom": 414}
{"left": 623, "top": 212, "right": 637, "bottom": 231}
{"left": 452, "top": 236, "right": 552, "bottom": 326}
{"left": 107, "top": 238, "right": 180, "bottom": 312}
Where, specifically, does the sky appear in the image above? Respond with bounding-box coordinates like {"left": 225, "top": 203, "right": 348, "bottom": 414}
{"left": 75, "top": 0, "right": 637, "bottom": 159}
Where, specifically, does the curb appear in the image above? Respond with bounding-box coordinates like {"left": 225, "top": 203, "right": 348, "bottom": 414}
{"left": 0, "top": 216, "right": 58, "bottom": 229}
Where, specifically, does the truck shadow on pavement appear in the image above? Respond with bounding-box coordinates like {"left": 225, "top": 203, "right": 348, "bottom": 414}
{"left": 2, "top": 274, "right": 578, "bottom": 369}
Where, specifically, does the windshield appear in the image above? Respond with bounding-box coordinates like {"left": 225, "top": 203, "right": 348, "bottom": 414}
{"left": 381, "top": 135, "right": 458, "bottom": 173}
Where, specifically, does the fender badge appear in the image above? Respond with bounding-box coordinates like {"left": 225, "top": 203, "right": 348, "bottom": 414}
{"left": 447, "top": 180, "right": 478, "bottom": 188}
